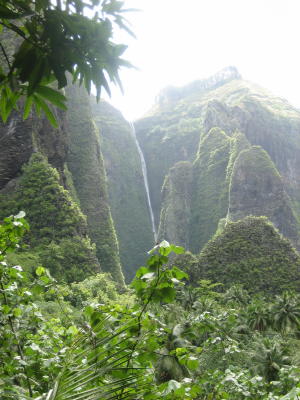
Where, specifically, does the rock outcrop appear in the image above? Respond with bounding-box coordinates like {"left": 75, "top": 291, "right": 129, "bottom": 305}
{"left": 158, "top": 161, "right": 193, "bottom": 248}
{"left": 187, "top": 216, "right": 300, "bottom": 294}
{"left": 65, "top": 85, "right": 125, "bottom": 285}
{"left": 0, "top": 85, "right": 126, "bottom": 284}
{"left": 229, "top": 146, "right": 299, "bottom": 246}
{"left": 91, "top": 100, "right": 154, "bottom": 280}
{"left": 136, "top": 68, "right": 300, "bottom": 252}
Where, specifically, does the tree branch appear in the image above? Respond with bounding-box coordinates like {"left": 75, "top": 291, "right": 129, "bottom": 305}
{"left": 0, "top": 42, "right": 11, "bottom": 70}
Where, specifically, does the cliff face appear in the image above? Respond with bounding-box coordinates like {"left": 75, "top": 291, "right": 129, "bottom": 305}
{"left": 134, "top": 112, "right": 200, "bottom": 228}
{"left": 229, "top": 146, "right": 299, "bottom": 245}
{"left": 0, "top": 106, "right": 67, "bottom": 190}
{"left": 135, "top": 67, "right": 300, "bottom": 252}
{"left": 190, "top": 127, "right": 231, "bottom": 252}
{"left": 91, "top": 100, "right": 153, "bottom": 281}
{"left": 65, "top": 86, "right": 125, "bottom": 285}
{"left": 1, "top": 65, "right": 300, "bottom": 284}
{"left": 0, "top": 153, "right": 100, "bottom": 282}
{"left": 0, "top": 85, "right": 126, "bottom": 284}
{"left": 158, "top": 161, "right": 193, "bottom": 248}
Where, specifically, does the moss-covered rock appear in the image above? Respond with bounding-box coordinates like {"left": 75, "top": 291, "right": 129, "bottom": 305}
{"left": 158, "top": 161, "right": 193, "bottom": 247}
{"left": 65, "top": 85, "right": 125, "bottom": 285}
{"left": 226, "top": 131, "right": 251, "bottom": 183}
{"left": 189, "top": 216, "right": 300, "bottom": 294}
{"left": 135, "top": 113, "right": 201, "bottom": 227}
{"left": 229, "top": 146, "right": 299, "bottom": 246}
{"left": 190, "top": 127, "right": 231, "bottom": 252}
{"left": 135, "top": 70, "right": 300, "bottom": 252}
{"left": 0, "top": 153, "right": 100, "bottom": 282}
{"left": 91, "top": 100, "right": 154, "bottom": 281}
{"left": 0, "top": 104, "right": 67, "bottom": 190}
{"left": 2, "top": 153, "right": 87, "bottom": 240}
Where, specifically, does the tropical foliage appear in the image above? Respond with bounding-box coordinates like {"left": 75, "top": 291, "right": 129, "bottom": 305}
{"left": 0, "top": 0, "right": 133, "bottom": 125}
{"left": 0, "top": 153, "right": 100, "bottom": 282}
{"left": 1, "top": 213, "right": 300, "bottom": 399}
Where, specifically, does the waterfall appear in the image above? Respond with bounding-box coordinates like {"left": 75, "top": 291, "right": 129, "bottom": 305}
{"left": 130, "top": 122, "right": 157, "bottom": 242}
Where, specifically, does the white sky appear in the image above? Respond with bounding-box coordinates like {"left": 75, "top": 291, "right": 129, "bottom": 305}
{"left": 104, "top": 0, "right": 300, "bottom": 120}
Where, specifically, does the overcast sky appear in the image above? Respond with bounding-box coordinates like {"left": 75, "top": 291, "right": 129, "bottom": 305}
{"left": 104, "top": 0, "right": 300, "bottom": 120}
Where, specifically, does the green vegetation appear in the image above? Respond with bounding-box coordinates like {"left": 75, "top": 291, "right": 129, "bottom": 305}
{"left": 1, "top": 215, "right": 300, "bottom": 399}
{"left": 66, "top": 85, "right": 124, "bottom": 285}
{"left": 229, "top": 146, "right": 300, "bottom": 245}
{"left": 59, "top": 272, "right": 133, "bottom": 309}
{"left": 91, "top": 100, "right": 154, "bottom": 281}
{"left": 0, "top": 153, "right": 100, "bottom": 282}
{"left": 13, "top": 152, "right": 87, "bottom": 242}
{"left": 158, "top": 161, "right": 193, "bottom": 248}
{"left": 190, "top": 127, "right": 231, "bottom": 252}
{"left": 135, "top": 113, "right": 201, "bottom": 226}
{"left": 226, "top": 130, "right": 250, "bottom": 183}
{"left": 0, "top": 0, "right": 132, "bottom": 124}
{"left": 188, "top": 216, "right": 300, "bottom": 294}
{"left": 2, "top": 39, "right": 300, "bottom": 398}
{"left": 135, "top": 75, "right": 300, "bottom": 252}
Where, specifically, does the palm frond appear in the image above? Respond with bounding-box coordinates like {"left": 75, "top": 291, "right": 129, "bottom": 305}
{"left": 38, "top": 316, "right": 153, "bottom": 400}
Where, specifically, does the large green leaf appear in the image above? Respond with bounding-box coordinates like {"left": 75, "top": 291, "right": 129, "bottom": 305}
{"left": 32, "top": 94, "right": 58, "bottom": 128}
{"left": 40, "top": 318, "right": 152, "bottom": 400}
{"left": 35, "top": 85, "right": 67, "bottom": 110}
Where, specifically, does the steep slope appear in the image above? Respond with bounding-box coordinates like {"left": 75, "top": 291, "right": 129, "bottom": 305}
{"left": 158, "top": 161, "right": 193, "bottom": 248}
{"left": 0, "top": 83, "right": 126, "bottom": 284}
{"left": 0, "top": 106, "right": 67, "bottom": 190}
{"left": 134, "top": 110, "right": 200, "bottom": 227}
{"left": 190, "top": 127, "right": 231, "bottom": 252}
{"left": 91, "top": 100, "right": 154, "bottom": 280}
{"left": 229, "top": 146, "right": 299, "bottom": 246}
{"left": 65, "top": 86, "right": 124, "bottom": 285}
{"left": 0, "top": 153, "right": 100, "bottom": 282}
{"left": 185, "top": 216, "right": 300, "bottom": 295}
{"left": 136, "top": 67, "right": 300, "bottom": 252}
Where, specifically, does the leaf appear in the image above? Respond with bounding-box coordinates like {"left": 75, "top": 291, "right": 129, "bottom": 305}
{"left": 28, "top": 58, "right": 47, "bottom": 94}
{"left": 170, "top": 244, "right": 185, "bottom": 254}
{"left": 159, "top": 240, "right": 170, "bottom": 248}
{"left": 159, "top": 287, "right": 176, "bottom": 303}
{"left": 35, "top": 85, "right": 67, "bottom": 110}
{"left": 163, "top": 380, "right": 182, "bottom": 395}
{"left": 175, "top": 347, "right": 188, "bottom": 356}
{"left": 141, "top": 272, "right": 155, "bottom": 281}
{"left": 36, "top": 266, "right": 45, "bottom": 276}
{"left": 0, "top": 5, "right": 32, "bottom": 19}
{"left": 171, "top": 266, "right": 189, "bottom": 281}
{"left": 14, "top": 211, "right": 26, "bottom": 219}
{"left": 13, "top": 307, "right": 22, "bottom": 317}
{"left": 66, "top": 325, "right": 78, "bottom": 335}
{"left": 187, "top": 356, "right": 199, "bottom": 371}
{"left": 134, "top": 266, "right": 149, "bottom": 278}
{"left": 43, "top": 317, "right": 150, "bottom": 400}
{"left": 23, "top": 96, "right": 33, "bottom": 119}
{"left": 2, "top": 305, "right": 11, "bottom": 314}
{"left": 51, "top": 61, "right": 68, "bottom": 89}
{"left": 33, "top": 94, "right": 59, "bottom": 128}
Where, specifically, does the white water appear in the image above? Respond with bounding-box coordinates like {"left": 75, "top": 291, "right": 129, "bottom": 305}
{"left": 130, "top": 122, "right": 157, "bottom": 242}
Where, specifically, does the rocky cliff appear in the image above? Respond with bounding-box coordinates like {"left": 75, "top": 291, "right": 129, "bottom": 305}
{"left": 65, "top": 85, "right": 125, "bottom": 285}
{"left": 1, "top": 65, "right": 300, "bottom": 284}
{"left": 0, "top": 85, "right": 127, "bottom": 284}
{"left": 91, "top": 100, "right": 154, "bottom": 280}
{"left": 136, "top": 67, "right": 300, "bottom": 253}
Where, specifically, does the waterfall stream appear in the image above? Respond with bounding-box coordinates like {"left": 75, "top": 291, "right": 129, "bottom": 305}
{"left": 130, "top": 123, "right": 157, "bottom": 243}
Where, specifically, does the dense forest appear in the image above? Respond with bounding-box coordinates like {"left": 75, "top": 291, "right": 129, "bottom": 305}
{"left": 1, "top": 1, "right": 300, "bottom": 399}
